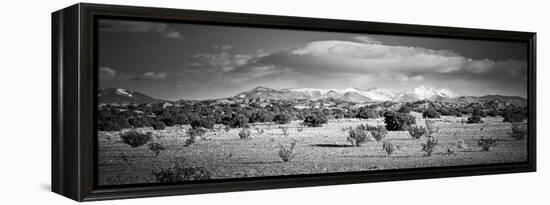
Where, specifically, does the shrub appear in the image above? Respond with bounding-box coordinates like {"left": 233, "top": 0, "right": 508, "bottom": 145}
{"left": 472, "top": 108, "right": 487, "bottom": 117}
{"left": 303, "top": 114, "right": 328, "bottom": 127}
{"left": 421, "top": 136, "right": 438, "bottom": 156}
{"left": 148, "top": 142, "right": 166, "bottom": 157}
{"left": 255, "top": 127, "right": 265, "bottom": 134}
{"left": 224, "top": 125, "right": 231, "bottom": 132}
{"left": 151, "top": 120, "right": 166, "bottom": 130}
{"left": 159, "top": 116, "right": 178, "bottom": 127}
{"left": 425, "top": 120, "right": 439, "bottom": 135}
{"left": 120, "top": 131, "right": 152, "bottom": 148}
{"left": 382, "top": 141, "right": 399, "bottom": 156}
{"left": 478, "top": 137, "right": 497, "bottom": 151}
{"left": 278, "top": 141, "right": 297, "bottom": 162}
{"left": 383, "top": 111, "right": 416, "bottom": 131}
{"left": 408, "top": 125, "right": 427, "bottom": 139}
{"left": 503, "top": 113, "right": 526, "bottom": 123}
{"left": 98, "top": 120, "right": 122, "bottom": 131}
{"left": 398, "top": 106, "right": 411, "bottom": 114}
{"left": 281, "top": 127, "right": 289, "bottom": 137}
{"left": 423, "top": 108, "right": 441, "bottom": 118}
{"left": 486, "top": 109, "right": 499, "bottom": 117}
{"left": 191, "top": 118, "right": 215, "bottom": 129}
{"left": 153, "top": 163, "right": 211, "bottom": 183}
{"left": 439, "top": 107, "right": 461, "bottom": 117}
{"left": 229, "top": 114, "right": 249, "bottom": 128}
{"left": 273, "top": 113, "right": 292, "bottom": 124}
{"left": 347, "top": 127, "right": 369, "bottom": 147}
{"left": 370, "top": 125, "right": 388, "bottom": 142}
{"left": 509, "top": 123, "right": 527, "bottom": 140}
{"left": 184, "top": 128, "right": 205, "bottom": 147}
{"left": 238, "top": 128, "right": 251, "bottom": 140}
{"left": 297, "top": 126, "right": 304, "bottom": 132}
{"left": 129, "top": 117, "right": 150, "bottom": 128}
{"left": 466, "top": 116, "right": 483, "bottom": 124}
{"left": 356, "top": 107, "right": 379, "bottom": 119}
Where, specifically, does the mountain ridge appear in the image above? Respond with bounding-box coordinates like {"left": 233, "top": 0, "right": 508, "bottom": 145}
{"left": 235, "top": 85, "right": 526, "bottom": 105}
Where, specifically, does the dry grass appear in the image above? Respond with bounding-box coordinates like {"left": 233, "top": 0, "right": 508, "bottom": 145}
{"left": 98, "top": 114, "right": 528, "bottom": 185}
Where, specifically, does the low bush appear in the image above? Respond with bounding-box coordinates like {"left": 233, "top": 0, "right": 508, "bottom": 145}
{"left": 238, "top": 128, "right": 251, "bottom": 140}
{"left": 191, "top": 117, "right": 215, "bottom": 129}
{"left": 273, "top": 113, "right": 292, "bottom": 124}
{"left": 99, "top": 120, "right": 122, "bottom": 131}
{"left": 370, "top": 125, "right": 388, "bottom": 142}
{"left": 120, "top": 131, "right": 152, "bottom": 148}
{"left": 303, "top": 114, "right": 328, "bottom": 127}
{"left": 281, "top": 127, "right": 289, "bottom": 137}
{"left": 383, "top": 111, "right": 416, "bottom": 131}
{"left": 278, "top": 141, "right": 298, "bottom": 162}
{"left": 382, "top": 141, "right": 399, "bottom": 156}
{"left": 152, "top": 163, "right": 211, "bottom": 183}
{"left": 184, "top": 128, "right": 205, "bottom": 147}
{"left": 356, "top": 107, "right": 379, "bottom": 119}
{"left": 478, "top": 137, "right": 497, "bottom": 151}
{"left": 408, "top": 125, "right": 427, "bottom": 139}
{"left": 398, "top": 106, "right": 411, "bottom": 114}
{"left": 347, "top": 127, "right": 369, "bottom": 147}
{"left": 425, "top": 120, "right": 439, "bottom": 135}
{"left": 297, "top": 126, "right": 304, "bottom": 132}
{"left": 509, "top": 123, "right": 527, "bottom": 140}
{"left": 421, "top": 136, "right": 438, "bottom": 156}
{"left": 472, "top": 108, "right": 487, "bottom": 117}
{"left": 148, "top": 142, "right": 166, "bottom": 157}
{"left": 423, "top": 108, "right": 441, "bottom": 118}
{"left": 151, "top": 120, "right": 166, "bottom": 130}
{"left": 229, "top": 114, "right": 249, "bottom": 128}
{"left": 503, "top": 113, "right": 526, "bottom": 123}
{"left": 466, "top": 116, "right": 483, "bottom": 124}
{"left": 129, "top": 117, "right": 150, "bottom": 128}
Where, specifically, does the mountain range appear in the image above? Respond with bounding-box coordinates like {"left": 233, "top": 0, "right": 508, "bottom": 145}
{"left": 235, "top": 86, "right": 463, "bottom": 103}
{"left": 99, "top": 86, "right": 526, "bottom": 105}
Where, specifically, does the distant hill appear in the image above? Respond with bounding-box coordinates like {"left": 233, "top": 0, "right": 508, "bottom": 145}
{"left": 234, "top": 86, "right": 526, "bottom": 105}
{"left": 98, "top": 88, "right": 166, "bottom": 104}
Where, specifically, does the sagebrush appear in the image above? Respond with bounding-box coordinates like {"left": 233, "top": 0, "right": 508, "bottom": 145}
{"left": 120, "top": 131, "right": 152, "bottom": 148}
{"left": 408, "top": 125, "right": 427, "bottom": 139}
{"left": 152, "top": 163, "right": 211, "bottom": 183}
{"left": 278, "top": 141, "right": 298, "bottom": 162}
{"left": 421, "top": 136, "right": 438, "bottom": 156}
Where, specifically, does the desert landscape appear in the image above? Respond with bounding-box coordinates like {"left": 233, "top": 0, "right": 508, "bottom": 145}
{"left": 96, "top": 19, "right": 529, "bottom": 186}
{"left": 97, "top": 88, "right": 528, "bottom": 186}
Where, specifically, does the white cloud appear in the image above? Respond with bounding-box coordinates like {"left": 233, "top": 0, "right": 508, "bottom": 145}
{"left": 189, "top": 52, "right": 253, "bottom": 72}
{"left": 254, "top": 40, "right": 523, "bottom": 78}
{"left": 163, "top": 31, "right": 183, "bottom": 40}
{"left": 353, "top": 36, "right": 382, "bottom": 44}
{"left": 130, "top": 72, "right": 167, "bottom": 80}
{"left": 99, "top": 67, "right": 116, "bottom": 80}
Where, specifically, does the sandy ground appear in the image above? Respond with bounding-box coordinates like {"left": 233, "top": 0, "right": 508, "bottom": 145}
{"left": 97, "top": 113, "right": 528, "bottom": 185}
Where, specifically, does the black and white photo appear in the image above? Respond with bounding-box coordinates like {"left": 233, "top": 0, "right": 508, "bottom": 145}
{"left": 97, "top": 18, "right": 529, "bottom": 186}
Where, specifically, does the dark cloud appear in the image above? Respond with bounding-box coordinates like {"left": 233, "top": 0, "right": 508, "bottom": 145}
{"left": 99, "top": 19, "right": 183, "bottom": 40}
{"left": 98, "top": 20, "right": 528, "bottom": 100}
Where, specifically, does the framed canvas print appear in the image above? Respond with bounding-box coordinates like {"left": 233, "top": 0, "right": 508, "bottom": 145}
{"left": 52, "top": 3, "right": 536, "bottom": 201}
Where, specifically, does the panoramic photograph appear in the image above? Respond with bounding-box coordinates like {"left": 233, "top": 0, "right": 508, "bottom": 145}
{"left": 97, "top": 19, "right": 529, "bottom": 186}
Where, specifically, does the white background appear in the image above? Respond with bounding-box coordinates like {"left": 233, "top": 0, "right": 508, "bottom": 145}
{"left": 0, "top": 0, "right": 547, "bottom": 204}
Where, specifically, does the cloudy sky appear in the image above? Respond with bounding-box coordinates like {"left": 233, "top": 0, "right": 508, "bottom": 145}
{"left": 98, "top": 19, "right": 528, "bottom": 100}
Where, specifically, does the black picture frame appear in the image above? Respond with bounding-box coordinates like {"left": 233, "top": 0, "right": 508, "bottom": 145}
{"left": 52, "top": 3, "right": 536, "bottom": 201}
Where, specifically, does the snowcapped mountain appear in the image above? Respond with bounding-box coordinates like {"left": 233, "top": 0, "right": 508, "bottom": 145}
{"left": 99, "top": 88, "right": 165, "bottom": 104}
{"left": 235, "top": 86, "right": 460, "bottom": 103}
{"left": 393, "top": 86, "right": 460, "bottom": 102}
